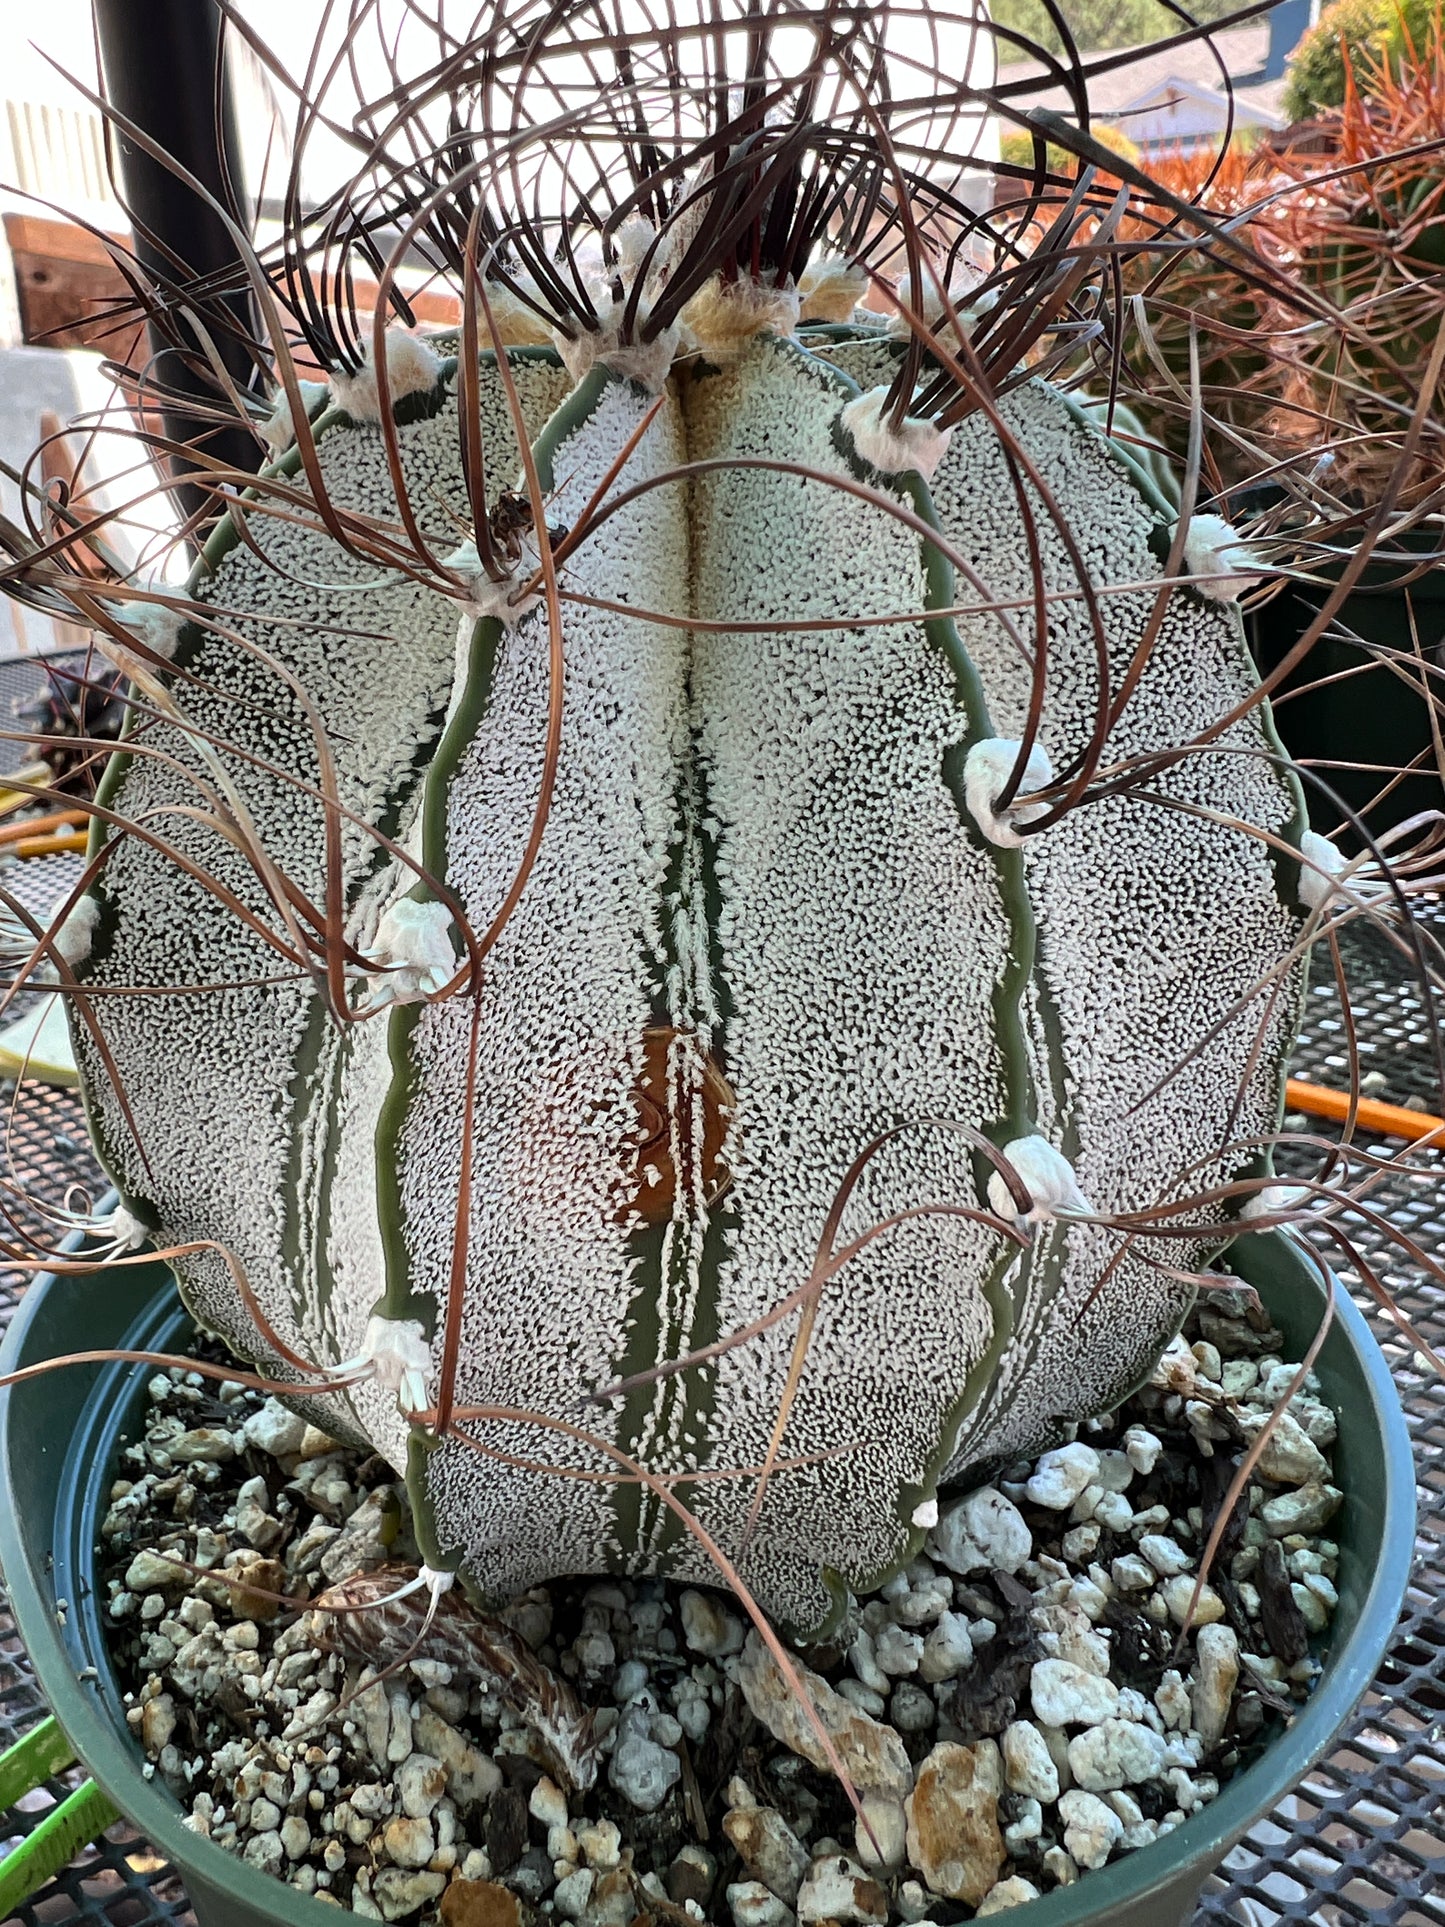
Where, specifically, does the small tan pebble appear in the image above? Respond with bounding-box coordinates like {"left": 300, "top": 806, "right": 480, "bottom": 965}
{"left": 904, "top": 1740, "right": 1004, "bottom": 1906}
{"left": 1042, "top": 1845, "right": 1079, "bottom": 1885}
{"left": 397, "top": 1753, "right": 447, "bottom": 1820}
{"left": 575, "top": 1819, "right": 621, "bottom": 1870}
{"left": 724, "top": 1805, "right": 811, "bottom": 1903}
{"left": 1159, "top": 1576, "right": 1227, "bottom": 1627}
{"left": 381, "top": 1815, "right": 435, "bottom": 1868}
{"left": 1260, "top": 1482, "right": 1343, "bottom": 1537}
{"left": 737, "top": 1634, "right": 912, "bottom": 1799}
{"left": 976, "top": 1876, "right": 1042, "bottom": 1914}
{"left": 372, "top": 1869, "right": 447, "bottom": 1921}
{"left": 853, "top": 1795, "right": 907, "bottom": 1875}
{"left": 1001, "top": 1721, "right": 1060, "bottom": 1804}
{"left": 140, "top": 1694, "right": 176, "bottom": 1755}
{"left": 528, "top": 1775, "right": 568, "bottom": 1830}
{"left": 680, "top": 1588, "right": 746, "bottom": 1657}
{"left": 439, "top": 1880, "right": 521, "bottom": 1927}
{"left": 795, "top": 1854, "right": 887, "bottom": 1925}
{"left": 1191, "top": 1624, "right": 1241, "bottom": 1747}
{"left": 169, "top": 1428, "right": 238, "bottom": 1465}
{"left": 124, "top": 1550, "right": 188, "bottom": 1592}
{"left": 279, "top": 1815, "right": 311, "bottom": 1860}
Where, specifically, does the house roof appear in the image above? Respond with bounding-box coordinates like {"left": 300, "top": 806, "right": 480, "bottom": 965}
{"left": 993, "top": 21, "right": 1293, "bottom": 136}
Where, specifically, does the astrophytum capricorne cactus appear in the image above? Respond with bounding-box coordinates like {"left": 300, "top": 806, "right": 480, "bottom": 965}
{"left": 60, "top": 318, "right": 1310, "bottom": 1634}
{"left": 51, "top": 1, "right": 1316, "bottom": 1637}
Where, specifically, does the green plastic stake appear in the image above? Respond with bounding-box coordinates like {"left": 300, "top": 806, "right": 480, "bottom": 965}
{"left": 0, "top": 1716, "right": 120, "bottom": 1915}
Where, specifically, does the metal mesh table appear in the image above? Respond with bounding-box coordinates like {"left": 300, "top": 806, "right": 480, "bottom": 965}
{"left": 1, "top": 878, "right": 1443, "bottom": 1926}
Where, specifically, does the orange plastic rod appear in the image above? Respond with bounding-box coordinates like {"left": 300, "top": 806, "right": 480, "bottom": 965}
{"left": 0, "top": 809, "right": 85, "bottom": 847}
{"left": 1286, "top": 1077, "right": 1445, "bottom": 1143}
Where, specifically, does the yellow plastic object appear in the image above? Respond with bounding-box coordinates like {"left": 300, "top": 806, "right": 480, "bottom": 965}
{"left": 9, "top": 831, "right": 89, "bottom": 858}
{"left": 0, "top": 764, "right": 55, "bottom": 819}
{"left": 0, "top": 995, "right": 78, "bottom": 1086}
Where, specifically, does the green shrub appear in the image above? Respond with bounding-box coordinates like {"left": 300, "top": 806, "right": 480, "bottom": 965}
{"left": 989, "top": 0, "right": 1240, "bottom": 60}
{"left": 1283, "top": 0, "right": 1434, "bottom": 120}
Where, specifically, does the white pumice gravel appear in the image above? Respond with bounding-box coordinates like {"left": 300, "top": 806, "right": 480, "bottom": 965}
{"left": 102, "top": 1291, "right": 1340, "bottom": 1923}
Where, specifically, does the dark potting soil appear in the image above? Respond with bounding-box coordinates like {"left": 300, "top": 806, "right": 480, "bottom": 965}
{"left": 96, "top": 1290, "right": 1341, "bottom": 1925}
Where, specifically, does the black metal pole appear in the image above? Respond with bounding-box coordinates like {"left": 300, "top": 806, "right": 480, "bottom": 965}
{"left": 92, "top": 0, "right": 261, "bottom": 521}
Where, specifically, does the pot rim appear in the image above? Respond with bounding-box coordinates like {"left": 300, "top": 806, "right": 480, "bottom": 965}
{"left": 0, "top": 1237, "right": 1417, "bottom": 1927}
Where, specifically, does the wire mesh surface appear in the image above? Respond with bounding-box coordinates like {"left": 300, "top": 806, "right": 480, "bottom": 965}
{"left": 0, "top": 881, "right": 1443, "bottom": 1927}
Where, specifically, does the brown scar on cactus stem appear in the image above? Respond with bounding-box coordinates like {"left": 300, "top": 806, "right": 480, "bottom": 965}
{"left": 625, "top": 1026, "right": 737, "bottom": 1223}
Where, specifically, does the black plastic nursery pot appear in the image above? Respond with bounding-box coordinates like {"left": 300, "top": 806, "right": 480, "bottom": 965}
{"left": 0, "top": 1238, "right": 1417, "bottom": 1927}
{"left": 1247, "top": 541, "right": 1445, "bottom": 841}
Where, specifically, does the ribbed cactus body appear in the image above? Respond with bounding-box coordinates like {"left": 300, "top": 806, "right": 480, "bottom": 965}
{"left": 71, "top": 326, "right": 1306, "bottom": 1633}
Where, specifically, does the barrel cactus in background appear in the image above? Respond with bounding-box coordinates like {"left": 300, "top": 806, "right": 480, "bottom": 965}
{"left": 34, "top": 0, "right": 1319, "bottom": 1636}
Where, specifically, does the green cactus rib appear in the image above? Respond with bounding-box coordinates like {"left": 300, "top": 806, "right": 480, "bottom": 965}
{"left": 373, "top": 365, "right": 694, "bottom": 1596}
{"left": 68, "top": 349, "right": 572, "bottom": 1431}
{"left": 791, "top": 329, "right": 1309, "bottom": 1477}
{"left": 372, "top": 336, "right": 1052, "bottom": 1631}
{"left": 925, "top": 375, "right": 1309, "bottom": 1475}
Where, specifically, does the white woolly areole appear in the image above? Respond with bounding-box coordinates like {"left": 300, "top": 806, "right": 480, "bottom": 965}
{"left": 479, "top": 280, "right": 555, "bottom": 348}
{"left": 612, "top": 215, "right": 657, "bottom": 273}
{"left": 366, "top": 899, "right": 457, "bottom": 1006}
{"left": 680, "top": 274, "right": 801, "bottom": 350}
{"left": 130, "top": 601, "right": 186, "bottom": 660}
{"left": 556, "top": 297, "right": 680, "bottom": 393}
{"left": 1241, "top": 1182, "right": 1311, "bottom": 1221}
{"left": 100, "top": 1202, "right": 150, "bottom": 1249}
{"left": 98, "top": 598, "right": 185, "bottom": 679}
{"left": 1298, "top": 829, "right": 1348, "bottom": 911}
{"left": 987, "top": 1136, "right": 1093, "bottom": 1227}
{"left": 356, "top": 1314, "right": 433, "bottom": 1416}
{"left": 55, "top": 895, "right": 102, "bottom": 967}
{"left": 330, "top": 330, "right": 443, "bottom": 423}
{"left": 260, "top": 379, "right": 328, "bottom": 454}
{"left": 798, "top": 257, "right": 868, "bottom": 322}
{"left": 841, "top": 387, "right": 953, "bottom": 482}
{"left": 1181, "top": 514, "right": 1262, "bottom": 601}
{"left": 443, "top": 541, "right": 540, "bottom": 629}
{"left": 886, "top": 267, "right": 992, "bottom": 339}
{"left": 964, "top": 738, "right": 1055, "bottom": 848}
{"left": 911, "top": 1498, "right": 939, "bottom": 1529}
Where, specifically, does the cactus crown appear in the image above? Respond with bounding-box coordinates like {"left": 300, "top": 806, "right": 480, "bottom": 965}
{"left": 1, "top": 1, "right": 1373, "bottom": 1636}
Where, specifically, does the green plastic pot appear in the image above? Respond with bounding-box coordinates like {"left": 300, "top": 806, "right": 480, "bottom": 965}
{"left": 0, "top": 1233, "right": 1416, "bottom": 1927}
{"left": 1248, "top": 538, "right": 1445, "bottom": 840}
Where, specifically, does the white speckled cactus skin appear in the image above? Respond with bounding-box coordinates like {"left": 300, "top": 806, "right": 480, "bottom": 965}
{"left": 69, "top": 320, "right": 1308, "bottom": 1635}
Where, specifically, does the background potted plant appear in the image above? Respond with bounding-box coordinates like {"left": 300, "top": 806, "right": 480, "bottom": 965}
{"left": 1106, "top": 9, "right": 1445, "bottom": 837}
